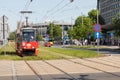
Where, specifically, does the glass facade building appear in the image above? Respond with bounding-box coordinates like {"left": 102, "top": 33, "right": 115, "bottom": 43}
{"left": 100, "top": 0, "right": 120, "bottom": 24}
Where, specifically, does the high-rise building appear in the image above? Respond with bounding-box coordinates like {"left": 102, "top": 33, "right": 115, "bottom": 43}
{"left": 99, "top": 0, "right": 120, "bottom": 24}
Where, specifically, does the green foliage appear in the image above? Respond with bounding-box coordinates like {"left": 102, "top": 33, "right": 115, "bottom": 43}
{"left": 9, "top": 31, "right": 15, "bottom": 40}
{"left": 88, "top": 9, "right": 97, "bottom": 24}
{"left": 47, "top": 23, "right": 62, "bottom": 40}
{"left": 67, "top": 29, "right": 74, "bottom": 39}
{"left": 112, "top": 13, "right": 120, "bottom": 37}
{"left": 47, "top": 23, "right": 54, "bottom": 39}
{"left": 88, "top": 9, "right": 105, "bottom": 25}
{"left": 67, "top": 9, "right": 106, "bottom": 40}
{"left": 73, "top": 16, "right": 94, "bottom": 40}
{"left": 44, "top": 47, "right": 101, "bottom": 58}
{"left": 37, "top": 35, "right": 44, "bottom": 41}
{"left": 53, "top": 25, "right": 62, "bottom": 40}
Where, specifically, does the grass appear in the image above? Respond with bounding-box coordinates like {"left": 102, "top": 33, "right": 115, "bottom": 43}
{"left": 65, "top": 45, "right": 99, "bottom": 49}
{"left": 40, "top": 46, "right": 102, "bottom": 58}
{"left": 0, "top": 42, "right": 103, "bottom": 60}
{"left": 65, "top": 45, "right": 113, "bottom": 49}
{"left": 0, "top": 42, "right": 63, "bottom": 60}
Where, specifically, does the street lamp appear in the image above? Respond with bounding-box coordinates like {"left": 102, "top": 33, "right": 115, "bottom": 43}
{"left": 96, "top": 1, "right": 100, "bottom": 25}
{"left": 81, "top": 12, "right": 83, "bottom": 27}
{"left": 96, "top": 0, "right": 100, "bottom": 54}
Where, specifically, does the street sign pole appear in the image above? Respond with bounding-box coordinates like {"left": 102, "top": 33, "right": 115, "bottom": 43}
{"left": 97, "top": 32, "right": 99, "bottom": 54}
{"left": 94, "top": 32, "right": 101, "bottom": 54}
{"left": 97, "top": 38, "right": 99, "bottom": 54}
{"left": 94, "top": 23, "right": 102, "bottom": 55}
{"left": 97, "top": 0, "right": 100, "bottom": 55}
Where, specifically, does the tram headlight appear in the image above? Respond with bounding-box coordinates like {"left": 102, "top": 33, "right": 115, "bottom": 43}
{"left": 22, "top": 42, "right": 25, "bottom": 46}
{"left": 26, "top": 43, "right": 31, "bottom": 47}
{"left": 23, "top": 47, "right": 26, "bottom": 49}
{"left": 32, "top": 47, "right": 35, "bottom": 49}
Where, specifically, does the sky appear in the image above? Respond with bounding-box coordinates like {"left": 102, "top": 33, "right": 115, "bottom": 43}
{"left": 0, "top": 0, "right": 97, "bottom": 32}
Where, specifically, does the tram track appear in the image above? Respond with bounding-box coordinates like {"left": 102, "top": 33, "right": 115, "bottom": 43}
{"left": 69, "top": 58, "right": 120, "bottom": 78}
{"left": 24, "top": 60, "right": 42, "bottom": 80}
{"left": 7, "top": 43, "right": 120, "bottom": 79}
{"left": 41, "top": 59, "right": 76, "bottom": 80}
{"left": 23, "top": 56, "right": 77, "bottom": 80}
{"left": 66, "top": 59, "right": 120, "bottom": 77}
{"left": 9, "top": 44, "right": 74, "bottom": 80}
{"left": 8, "top": 43, "right": 42, "bottom": 80}
{"left": 92, "top": 56, "right": 120, "bottom": 68}
{"left": 82, "top": 58, "right": 120, "bottom": 69}
{"left": 44, "top": 49, "right": 120, "bottom": 78}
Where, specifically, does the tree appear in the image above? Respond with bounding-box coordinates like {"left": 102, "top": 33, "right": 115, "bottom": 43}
{"left": 47, "top": 23, "right": 62, "bottom": 41}
{"left": 67, "top": 29, "right": 74, "bottom": 40}
{"left": 88, "top": 9, "right": 105, "bottom": 25}
{"left": 37, "top": 35, "right": 44, "bottom": 41}
{"left": 53, "top": 24, "right": 62, "bottom": 40}
{"left": 73, "top": 16, "right": 94, "bottom": 40}
{"left": 47, "top": 23, "right": 54, "bottom": 39}
{"left": 9, "top": 31, "right": 15, "bottom": 40}
{"left": 68, "top": 9, "right": 106, "bottom": 41}
{"left": 112, "top": 13, "right": 120, "bottom": 37}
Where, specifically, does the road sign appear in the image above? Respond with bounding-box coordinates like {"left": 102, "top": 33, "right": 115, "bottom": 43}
{"left": 110, "top": 32, "right": 114, "bottom": 37}
{"left": 45, "top": 37, "right": 50, "bottom": 41}
{"left": 94, "top": 23, "right": 102, "bottom": 32}
{"left": 94, "top": 32, "right": 101, "bottom": 39}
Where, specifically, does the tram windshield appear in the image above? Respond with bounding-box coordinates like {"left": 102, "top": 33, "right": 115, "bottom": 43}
{"left": 22, "top": 29, "right": 35, "bottom": 41}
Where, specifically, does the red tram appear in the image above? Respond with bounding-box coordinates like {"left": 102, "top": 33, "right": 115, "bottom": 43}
{"left": 15, "top": 27, "right": 39, "bottom": 56}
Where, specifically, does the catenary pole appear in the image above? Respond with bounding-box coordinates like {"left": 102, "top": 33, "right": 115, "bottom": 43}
{"left": 97, "top": 0, "right": 100, "bottom": 54}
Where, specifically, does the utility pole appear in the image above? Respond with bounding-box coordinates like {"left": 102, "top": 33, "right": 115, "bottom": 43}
{"left": 97, "top": 0, "right": 100, "bottom": 54}
{"left": 81, "top": 12, "right": 83, "bottom": 27}
{"left": 71, "top": 17, "right": 74, "bottom": 30}
{"left": 2, "top": 15, "right": 8, "bottom": 55}
{"left": 97, "top": 0, "right": 100, "bottom": 24}
{"left": 3, "top": 15, "right": 5, "bottom": 41}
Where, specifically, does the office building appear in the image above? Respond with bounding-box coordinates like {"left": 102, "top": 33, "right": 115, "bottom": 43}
{"left": 100, "top": 0, "right": 120, "bottom": 24}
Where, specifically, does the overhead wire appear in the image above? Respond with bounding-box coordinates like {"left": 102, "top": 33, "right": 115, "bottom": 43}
{"left": 19, "top": 0, "right": 29, "bottom": 23}
{"left": 23, "top": 0, "right": 30, "bottom": 10}
{"left": 50, "top": 2, "right": 70, "bottom": 16}
{"left": 47, "top": 0, "right": 65, "bottom": 13}
{"left": 19, "top": 0, "right": 33, "bottom": 25}
{"left": 42, "top": 0, "right": 65, "bottom": 21}
{"left": 43, "top": 0, "right": 74, "bottom": 22}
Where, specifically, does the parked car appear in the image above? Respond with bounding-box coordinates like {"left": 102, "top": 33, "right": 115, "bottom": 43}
{"left": 49, "top": 41, "right": 53, "bottom": 45}
{"left": 44, "top": 42, "right": 51, "bottom": 47}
